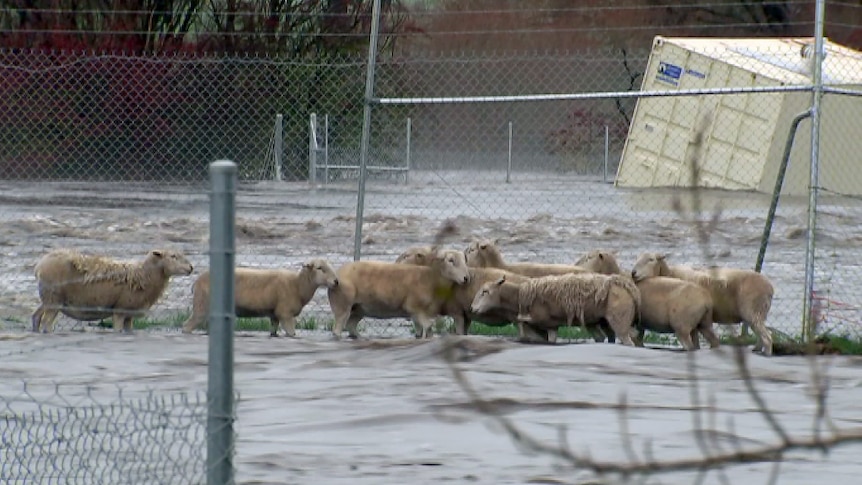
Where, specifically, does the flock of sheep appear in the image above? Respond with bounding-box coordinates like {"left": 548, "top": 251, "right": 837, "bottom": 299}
{"left": 30, "top": 237, "right": 776, "bottom": 355}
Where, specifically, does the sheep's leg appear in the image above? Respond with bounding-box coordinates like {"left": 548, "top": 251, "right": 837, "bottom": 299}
{"left": 33, "top": 306, "right": 60, "bottom": 334}
{"left": 748, "top": 319, "right": 773, "bottom": 356}
{"left": 112, "top": 314, "right": 125, "bottom": 332}
{"left": 546, "top": 327, "right": 558, "bottom": 344}
{"left": 632, "top": 327, "right": 646, "bottom": 348}
{"left": 606, "top": 318, "right": 636, "bottom": 347}
{"left": 587, "top": 325, "right": 607, "bottom": 343}
{"left": 345, "top": 314, "right": 363, "bottom": 339}
{"left": 181, "top": 312, "right": 205, "bottom": 334}
{"left": 699, "top": 324, "right": 721, "bottom": 349}
{"left": 269, "top": 317, "right": 281, "bottom": 337}
{"left": 122, "top": 316, "right": 135, "bottom": 334}
{"left": 674, "top": 329, "right": 696, "bottom": 351}
{"left": 689, "top": 328, "right": 702, "bottom": 350}
{"left": 516, "top": 322, "right": 526, "bottom": 340}
{"left": 43, "top": 309, "right": 61, "bottom": 333}
{"left": 601, "top": 322, "right": 617, "bottom": 344}
{"left": 412, "top": 314, "right": 435, "bottom": 339}
{"left": 280, "top": 316, "right": 298, "bottom": 338}
{"left": 330, "top": 308, "right": 352, "bottom": 340}
{"left": 453, "top": 313, "right": 468, "bottom": 336}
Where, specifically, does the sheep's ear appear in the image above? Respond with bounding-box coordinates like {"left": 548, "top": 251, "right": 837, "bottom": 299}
{"left": 657, "top": 253, "right": 668, "bottom": 261}
{"left": 415, "top": 253, "right": 426, "bottom": 262}
{"left": 302, "top": 262, "right": 313, "bottom": 270}
{"left": 151, "top": 250, "right": 164, "bottom": 258}
{"left": 495, "top": 275, "right": 506, "bottom": 286}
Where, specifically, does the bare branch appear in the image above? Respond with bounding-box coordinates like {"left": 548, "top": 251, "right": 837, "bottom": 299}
{"left": 442, "top": 337, "right": 862, "bottom": 479}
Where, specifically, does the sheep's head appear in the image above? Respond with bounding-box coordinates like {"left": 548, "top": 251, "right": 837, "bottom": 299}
{"left": 150, "top": 249, "right": 194, "bottom": 276}
{"left": 303, "top": 259, "right": 339, "bottom": 288}
{"left": 395, "top": 246, "right": 433, "bottom": 266}
{"left": 576, "top": 249, "right": 622, "bottom": 275}
{"left": 470, "top": 275, "right": 505, "bottom": 314}
{"left": 464, "top": 239, "right": 501, "bottom": 268}
{"left": 433, "top": 248, "right": 470, "bottom": 285}
{"left": 630, "top": 252, "right": 668, "bottom": 282}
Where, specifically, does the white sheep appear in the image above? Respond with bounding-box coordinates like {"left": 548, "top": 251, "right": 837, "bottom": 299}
{"left": 181, "top": 259, "right": 339, "bottom": 337}
{"left": 465, "top": 239, "right": 586, "bottom": 277}
{"left": 394, "top": 245, "right": 435, "bottom": 265}
{"left": 395, "top": 249, "right": 527, "bottom": 334}
{"left": 32, "top": 248, "right": 194, "bottom": 333}
{"left": 470, "top": 273, "right": 640, "bottom": 345}
{"left": 631, "top": 252, "right": 775, "bottom": 355}
{"left": 328, "top": 248, "right": 470, "bottom": 339}
{"left": 574, "top": 249, "right": 623, "bottom": 275}
{"left": 633, "top": 276, "right": 720, "bottom": 351}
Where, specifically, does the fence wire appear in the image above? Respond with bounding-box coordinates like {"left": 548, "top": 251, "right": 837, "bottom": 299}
{"left": 0, "top": 383, "right": 211, "bottom": 485}
{"left": 1, "top": 41, "right": 862, "bottom": 343}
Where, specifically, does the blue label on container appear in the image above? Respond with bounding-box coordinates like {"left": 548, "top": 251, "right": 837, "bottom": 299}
{"left": 656, "top": 61, "right": 682, "bottom": 86}
{"left": 658, "top": 62, "right": 682, "bottom": 79}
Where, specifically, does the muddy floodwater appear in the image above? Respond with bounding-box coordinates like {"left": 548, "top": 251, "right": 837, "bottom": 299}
{"left": 2, "top": 334, "right": 861, "bottom": 484}
{"left": 2, "top": 171, "right": 861, "bottom": 337}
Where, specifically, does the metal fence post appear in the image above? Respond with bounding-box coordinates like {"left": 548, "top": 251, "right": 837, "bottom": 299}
{"left": 353, "top": 0, "right": 383, "bottom": 261}
{"left": 802, "top": 0, "right": 826, "bottom": 343}
{"left": 506, "top": 121, "right": 513, "bottom": 184}
{"left": 309, "top": 113, "right": 318, "bottom": 185}
{"left": 405, "top": 117, "right": 412, "bottom": 183}
{"left": 207, "top": 160, "right": 236, "bottom": 485}
{"left": 603, "top": 125, "right": 610, "bottom": 183}
{"left": 274, "top": 114, "right": 283, "bottom": 181}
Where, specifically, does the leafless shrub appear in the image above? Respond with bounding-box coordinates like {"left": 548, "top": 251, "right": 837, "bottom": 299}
{"left": 439, "top": 110, "right": 862, "bottom": 483}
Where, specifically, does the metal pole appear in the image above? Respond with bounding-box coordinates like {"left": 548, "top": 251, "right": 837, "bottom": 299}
{"left": 353, "top": 0, "right": 382, "bottom": 261}
{"left": 324, "top": 114, "right": 330, "bottom": 185}
{"left": 207, "top": 160, "right": 236, "bottom": 485}
{"left": 802, "top": 0, "right": 826, "bottom": 343}
{"left": 603, "top": 125, "right": 609, "bottom": 183}
{"left": 309, "top": 113, "right": 317, "bottom": 185}
{"left": 755, "top": 110, "right": 811, "bottom": 273}
{"left": 405, "top": 117, "right": 412, "bottom": 184}
{"left": 506, "top": 121, "right": 513, "bottom": 184}
{"left": 274, "top": 114, "right": 283, "bottom": 181}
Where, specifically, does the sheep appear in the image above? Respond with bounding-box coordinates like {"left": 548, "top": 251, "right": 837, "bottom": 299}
{"left": 574, "top": 249, "right": 624, "bottom": 275}
{"left": 328, "top": 248, "right": 471, "bottom": 340}
{"left": 32, "top": 248, "right": 194, "bottom": 333}
{"left": 631, "top": 252, "right": 775, "bottom": 356}
{"left": 181, "top": 259, "right": 339, "bottom": 337}
{"left": 464, "top": 239, "right": 592, "bottom": 277}
{"left": 632, "top": 276, "right": 720, "bottom": 351}
{"left": 399, "top": 252, "right": 614, "bottom": 343}
{"left": 470, "top": 273, "right": 640, "bottom": 346}
{"left": 394, "top": 245, "right": 435, "bottom": 265}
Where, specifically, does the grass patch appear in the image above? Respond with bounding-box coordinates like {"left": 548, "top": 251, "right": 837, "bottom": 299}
{"left": 82, "top": 314, "right": 862, "bottom": 355}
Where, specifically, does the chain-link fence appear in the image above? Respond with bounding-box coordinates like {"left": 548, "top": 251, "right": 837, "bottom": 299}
{"left": 3, "top": 40, "right": 862, "bottom": 342}
{"left": 0, "top": 382, "right": 208, "bottom": 484}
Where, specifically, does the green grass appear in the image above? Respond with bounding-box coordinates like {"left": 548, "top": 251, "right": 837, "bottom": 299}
{"left": 823, "top": 334, "right": 862, "bottom": 355}
{"left": 83, "top": 313, "right": 862, "bottom": 355}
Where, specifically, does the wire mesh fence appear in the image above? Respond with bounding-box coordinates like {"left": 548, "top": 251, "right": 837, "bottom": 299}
{"left": 1, "top": 32, "right": 862, "bottom": 344}
{"left": 0, "top": 382, "right": 211, "bottom": 485}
